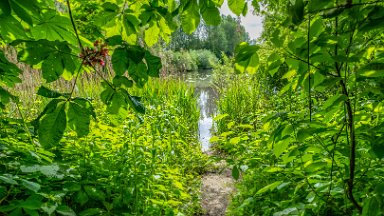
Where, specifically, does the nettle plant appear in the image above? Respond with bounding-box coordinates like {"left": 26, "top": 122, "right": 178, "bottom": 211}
{"left": 0, "top": 0, "right": 231, "bottom": 147}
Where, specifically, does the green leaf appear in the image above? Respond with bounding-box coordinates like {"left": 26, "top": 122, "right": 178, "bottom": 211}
{"left": 256, "top": 181, "right": 283, "bottom": 195}
{"left": 0, "top": 175, "right": 18, "bottom": 185}
{"left": 84, "top": 186, "right": 105, "bottom": 201}
{"left": 9, "top": 0, "right": 39, "bottom": 25}
{"left": 112, "top": 47, "right": 129, "bottom": 76}
{"left": 0, "top": 1, "right": 11, "bottom": 16}
{"left": 362, "top": 196, "right": 381, "bottom": 216}
{"left": 127, "top": 46, "right": 145, "bottom": 64}
{"left": 34, "top": 98, "right": 65, "bottom": 122}
{"left": 106, "top": 90, "right": 126, "bottom": 115}
{"left": 31, "top": 10, "right": 77, "bottom": 43}
{"left": 144, "top": 51, "right": 162, "bottom": 77}
{"left": 113, "top": 75, "right": 133, "bottom": 88}
{"left": 310, "top": 18, "right": 323, "bottom": 38}
{"left": 127, "top": 93, "right": 145, "bottom": 114}
{"left": 304, "top": 162, "right": 327, "bottom": 173}
{"left": 181, "top": 0, "right": 200, "bottom": 34}
{"left": 228, "top": 0, "right": 246, "bottom": 16}
{"left": 75, "top": 190, "right": 89, "bottom": 206}
{"left": 41, "top": 50, "right": 77, "bottom": 82}
{"left": 106, "top": 35, "right": 123, "bottom": 46}
{"left": 100, "top": 82, "right": 115, "bottom": 105}
{"left": 372, "top": 140, "right": 384, "bottom": 159}
{"left": 129, "top": 61, "right": 148, "bottom": 88}
{"left": 0, "top": 50, "right": 22, "bottom": 87}
{"left": 230, "top": 137, "right": 241, "bottom": 145}
{"left": 201, "top": 6, "right": 221, "bottom": 26}
{"left": 37, "top": 86, "right": 69, "bottom": 98}
{"left": 56, "top": 205, "right": 76, "bottom": 216}
{"left": 0, "top": 15, "right": 28, "bottom": 42}
{"left": 308, "top": 0, "right": 332, "bottom": 12}
{"left": 213, "top": 113, "right": 229, "bottom": 121}
{"left": 20, "top": 198, "right": 42, "bottom": 210}
{"left": 0, "top": 87, "right": 13, "bottom": 108}
{"left": 235, "top": 42, "right": 259, "bottom": 74}
{"left": 67, "top": 98, "right": 94, "bottom": 137}
{"left": 289, "top": 0, "right": 304, "bottom": 25}
{"left": 232, "top": 165, "right": 240, "bottom": 180}
{"left": 322, "top": 94, "right": 346, "bottom": 111}
{"left": 41, "top": 202, "right": 57, "bottom": 215}
{"left": 359, "top": 62, "right": 384, "bottom": 77}
{"left": 38, "top": 102, "right": 67, "bottom": 148}
{"left": 21, "top": 179, "right": 41, "bottom": 192}
{"left": 144, "top": 22, "right": 160, "bottom": 47}
{"left": 17, "top": 40, "right": 78, "bottom": 82}
{"left": 359, "top": 6, "right": 384, "bottom": 33}
{"left": 274, "top": 138, "right": 290, "bottom": 158}
{"left": 267, "top": 53, "right": 283, "bottom": 76}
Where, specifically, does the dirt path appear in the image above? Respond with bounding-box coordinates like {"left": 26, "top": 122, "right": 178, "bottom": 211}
{"left": 201, "top": 158, "right": 235, "bottom": 216}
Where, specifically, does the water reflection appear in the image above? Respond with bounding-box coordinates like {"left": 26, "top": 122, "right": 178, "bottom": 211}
{"left": 182, "top": 71, "right": 218, "bottom": 152}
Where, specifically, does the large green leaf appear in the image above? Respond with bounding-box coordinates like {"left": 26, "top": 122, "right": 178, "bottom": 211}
{"left": 0, "top": 15, "right": 28, "bottom": 42}
{"left": 67, "top": 98, "right": 94, "bottom": 137}
{"left": 17, "top": 40, "right": 78, "bottom": 82}
{"left": 38, "top": 101, "right": 67, "bottom": 148}
{"left": 181, "top": 0, "right": 200, "bottom": 34}
{"left": 41, "top": 52, "right": 77, "bottom": 82}
{"left": 31, "top": 10, "right": 77, "bottom": 43}
{"left": 113, "top": 75, "right": 133, "bottom": 88}
{"left": 37, "top": 86, "right": 69, "bottom": 98}
{"left": 8, "top": 0, "right": 40, "bottom": 25}
{"left": 112, "top": 47, "right": 129, "bottom": 76}
{"left": 144, "top": 51, "right": 161, "bottom": 77}
{"left": 201, "top": 4, "right": 221, "bottom": 26}
{"left": 235, "top": 42, "right": 259, "bottom": 74}
{"left": 144, "top": 22, "right": 160, "bottom": 47}
{"left": 274, "top": 138, "right": 290, "bottom": 158}
{"left": 228, "top": 0, "right": 246, "bottom": 16}
{"left": 126, "top": 94, "right": 145, "bottom": 114}
{"left": 128, "top": 61, "right": 148, "bottom": 88}
{"left": 0, "top": 50, "right": 21, "bottom": 87}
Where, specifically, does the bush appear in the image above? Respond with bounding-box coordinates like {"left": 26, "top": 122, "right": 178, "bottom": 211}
{"left": 189, "top": 49, "right": 218, "bottom": 69}
{"left": 161, "top": 49, "right": 218, "bottom": 74}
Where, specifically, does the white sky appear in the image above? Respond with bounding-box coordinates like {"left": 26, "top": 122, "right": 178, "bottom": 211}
{"left": 220, "top": 1, "right": 264, "bottom": 39}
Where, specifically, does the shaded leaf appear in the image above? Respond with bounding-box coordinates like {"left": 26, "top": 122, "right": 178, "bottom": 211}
{"left": 37, "top": 86, "right": 69, "bottom": 98}
{"left": 38, "top": 102, "right": 67, "bottom": 148}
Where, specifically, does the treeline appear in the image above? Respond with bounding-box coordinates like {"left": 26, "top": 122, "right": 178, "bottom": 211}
{"left": 157, "top": 15, "right": 250, "bottom": 74}
{"left": 168, "top": 15, "right": 250, "bottom": 57}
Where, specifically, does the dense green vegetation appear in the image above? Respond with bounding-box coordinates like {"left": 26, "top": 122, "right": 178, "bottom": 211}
{"left": 210, "top": 0, "right": 384, "bottom": 215}
{"left": 1, "top": 0, "right": 383, "bottom": 215}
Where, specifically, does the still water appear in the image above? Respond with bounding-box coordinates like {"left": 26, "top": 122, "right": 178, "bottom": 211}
{"left": 182, "top": 71, "right": 218, "bottom": 152}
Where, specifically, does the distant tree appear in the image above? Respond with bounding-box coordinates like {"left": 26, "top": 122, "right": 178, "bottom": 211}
{"left": 168, "top": 15, "right": 250, "bottom": 57}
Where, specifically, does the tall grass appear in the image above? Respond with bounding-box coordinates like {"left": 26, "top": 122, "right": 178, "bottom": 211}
{"left": 1, "top": 59, "right": 207, "bottom": 215}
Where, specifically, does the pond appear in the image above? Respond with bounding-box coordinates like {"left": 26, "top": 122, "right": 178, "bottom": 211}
{"left": 182, "top": 70, "right": 218, "bottom": 152}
